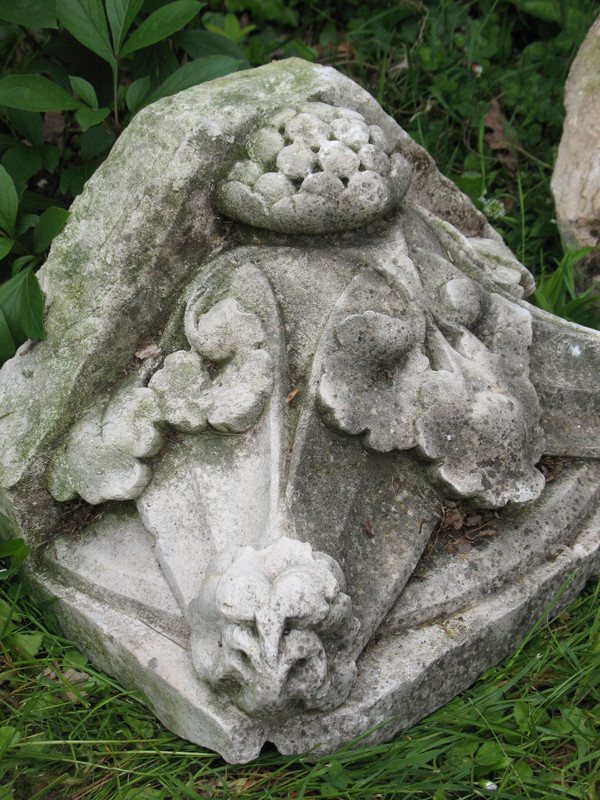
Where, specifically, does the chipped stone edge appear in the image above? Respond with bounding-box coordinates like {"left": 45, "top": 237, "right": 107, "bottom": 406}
{"left": 28, "top": 502, "right": 600, "bottom": 762}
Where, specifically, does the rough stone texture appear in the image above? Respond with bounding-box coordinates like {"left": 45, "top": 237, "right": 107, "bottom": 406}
{"left": 552, "top": 13, "right": 600, "bottom": 270}
{"left": 1, "top": 59, "right": 600, "bottom": 762}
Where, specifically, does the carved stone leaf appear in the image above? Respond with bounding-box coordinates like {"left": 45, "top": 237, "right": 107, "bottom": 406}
{"left": 149, "top": 350, "right": 212, "bottom": 433}
{"left": 415, "top": 371, "right": 545, "bottom": 507}
{"left": 48, "top": 401, "right": 158, "bottom": 504}
{"left": 318, "top": 310, "right": 429, "bottom": 451}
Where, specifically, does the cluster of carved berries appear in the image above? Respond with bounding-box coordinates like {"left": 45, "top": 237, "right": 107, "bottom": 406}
{"left": 216, "top": 102, "right": 412, "bottom": 234}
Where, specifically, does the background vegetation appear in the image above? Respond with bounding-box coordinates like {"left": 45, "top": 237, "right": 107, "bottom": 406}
{"left": 1, "top": 0, "right": 599, "bottom": 798}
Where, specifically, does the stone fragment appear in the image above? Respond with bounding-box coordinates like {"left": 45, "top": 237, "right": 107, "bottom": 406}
{"left": 1, "top": 59, "right": 599, "bottom": 764}
{"left": 552, "top": 12, "right": 600, "bottom": 264}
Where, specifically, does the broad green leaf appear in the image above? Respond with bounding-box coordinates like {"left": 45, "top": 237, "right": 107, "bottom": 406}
{"left": 19, "top": 191, "right": 60, "bottom": 213}
{"left": 0, "top": 268, "right": 45, "bottom": 342}
{"left": 33, "top": 207, "right": 70, "bottom": 253}
{"left": 0, "top": 75, "right": 83, "bottom": 111}
{"left": 69, "top": 75, "right": 99, "bottom": 107}
{"left": 40, "top": 144, "right": 61, "bottom": 174}
{"left": 145, "top": 56, "right": 241, "bottom": 105}
{"left": 173, "top": 29, "right": 246, "bottom": 60}
{"left": 0, "top": 539, "right": 30, "bottom": 571}
{"left": 0, "top": 238, "right": 14, "bottom": 260}
{"left": 59, "top": 163, "right": 98, "bottom": 196}
{"left": 76, "top": 106, "right": 110, "bottom": 131}
{"left": 0, "top": 166, "right": 18, "bottom": 237}
{"left": 11, "top": 256, "right": 37, "bottom": 276}
{"left": 106, "top": 0, "right": 145, "bottom": 53}
{"left": 4, "top": 108, "right": 44, "bottom": 148}
{"left": 10, "top": 631, "right": 44, "bottom": 658}
{"left": 475, "top": 741, "right": 511, "bottom": 768}
{"left": 121, "top": 1, "right": 204, "bottom": 57}
{"left": 132, "top": 41, "right": 178, "bottom": 86}
{"left": 0, "top": 0, "right": 57, "bottom": 28}
{"left": 80, "top": 125, "right": 116, "bottom": 161}
{"left": 506, "top": 0, "right": 561, "bottom": 22}
{"left": 57, "top": 0, "right": 114, "bottom": 65}
{"left": 126, "top": 76, "right": 151, "bottom": 112}
{"left": 16, "top": 215, "right": 39, "bottom": 236}
{"left": 2, "top": 145, "right": 43, "bottom": 198}
{"left": 0, "top": 726, "right": 20, "bottom": 756}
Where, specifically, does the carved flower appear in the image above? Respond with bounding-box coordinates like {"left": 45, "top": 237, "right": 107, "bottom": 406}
{"left": 318, "top": 310, "right": 429, "bottom": 451}
{"left": 215, "top": 102, "right": 412, "bottom": 234}
{"left": 188, "top": 537, "right": 359, "bottom": 720}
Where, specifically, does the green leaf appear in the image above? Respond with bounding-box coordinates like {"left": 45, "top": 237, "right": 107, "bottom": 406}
{"left": 57, "top": 0, "right": 114, "bottom": 65}
{"left": 120, "top": 1, "right": 204, "bottom": 57}
{"left": 106, "top": 0, "right": 145, "bottom": 54}
{"left": 0, "top": 268, "right": 45, "bottom": 342}
{"left": 0, "top": 726, "right": 20, "bottom": 756}
{"left": 2, "top": 145, "right": 43, "bottom": 197}
{"left": 59, "top": 163, "right": 98, "bottom": 196}
{"left": 126, "top": 76, "right": 151, "bottom": 112}
{"left": 76, "top": 106, "right": 110, "bottom": 131}
{"left": 0, "top": 238, "right": 14, "bottom": 260}
{"left": 506, "top": 0, "right": 561, "bottom": 22}
{"left": 0, "top": 166, "right": 18, "bottom": 237}
{"left": 132, "top": 41, "right": 178, "bottom": 87}
{"left": 79, "top": 125, "right": 116, "bottom": 161}
{"left": 0, "top": 0, "right": 57, "bottom": 28}
{"left": 3, "top": 108, "right": 44, "bottom": 148}
{"left": 0, "top": 135, "right": 17, "bottom": 150}
{"left": 475, "top": 741, "right": 511, "bottom": 768}
{"left": 145, "top": 56, "right": 241, "bottom": 105}
{"left": 0, "top": 539, "right": 30, "bottom": 572}
{"left": 11, "top": 256, "right": 37, "bottom": 276}
{"left": 10, "top": 631, "right": 44, "bottom": 658}
{"left": 0, "top": 75, "right": 83, "bottom": 111}
{"left": 69, "top": 75, "right": 99, "bottom": 107}
{"left": 16, "top": 215, "right": 39, "bottom": 236}
{"left": 0, "top": 309, "right": 16, "bottom": 364}
{"left": 33, "top": 207, "right": 70, "bottom": 253}
{"left": 40, "top": 144, "right": 61, "bottom": 174}
{"left": 173, "top": 29, "right": 246, "bottom": 60}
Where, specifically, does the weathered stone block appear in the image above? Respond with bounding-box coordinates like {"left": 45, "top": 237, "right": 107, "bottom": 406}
{"left": 1, "top": 59, "right": 599, "bottom": 762}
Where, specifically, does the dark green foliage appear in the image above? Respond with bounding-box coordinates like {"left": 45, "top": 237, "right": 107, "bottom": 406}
{"left": 0, "top": 0, "right": 244, "bottom": 357}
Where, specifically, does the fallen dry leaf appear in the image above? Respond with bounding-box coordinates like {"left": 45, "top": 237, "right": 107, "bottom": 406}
{"left": 484, "top": 99, "right": 520, "bottom": 174}
{"left": 43, "top": 666, "right": 89, "bottom": 702}
{"left": 363, "top": 519, "right": 375, "bottom": 538}
{"left": 286, "top": 387, "right": 300, "bottom": 404}
{"left": 445, "top": 507, "right": 464, "bottom": 531}
{"left": 135, "top": 341, "right": 162, "bottom": 360}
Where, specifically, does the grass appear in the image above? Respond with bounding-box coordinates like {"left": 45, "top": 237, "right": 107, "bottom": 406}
{"left": 1, "top": 563, "right": 599, "bottom": 799}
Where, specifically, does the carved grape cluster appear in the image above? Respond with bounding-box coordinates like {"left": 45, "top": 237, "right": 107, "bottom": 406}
{"left": 215, "top": 102, "right": 412, "bottom": 233}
